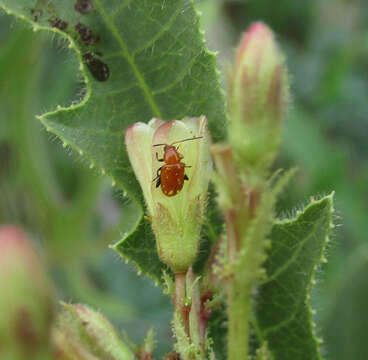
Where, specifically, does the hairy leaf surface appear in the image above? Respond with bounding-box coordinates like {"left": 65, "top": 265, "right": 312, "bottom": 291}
{"left": 254, "top": 194, "right": 334, "bottom": 360}
{"left": 0, "top": 0, "right": 227, "bottom": 282}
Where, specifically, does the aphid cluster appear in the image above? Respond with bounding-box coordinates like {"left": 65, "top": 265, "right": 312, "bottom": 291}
{"left": 75, "top": 22, "right": 100, "bottom": 45}
{"left": 29, "top": 0, "right": 110, "bottom": 82}
{"left": 48, "top": 17, "right": 68, "bottom": 31}
{"left": 153, "top": 137, "right": 202, "bottom": 197}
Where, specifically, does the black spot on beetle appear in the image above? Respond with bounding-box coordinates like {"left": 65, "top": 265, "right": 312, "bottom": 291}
{"left": 30, "top": 8, "right": 43, "bottom": 22}
{"left": 83, "top": 52, "right": 110, "bottom": 82}
{"left": 75, "top": 22, "right": 100, "bottom": 45}
{"left": 75, "top": 0, "right": 93, "bottom": 14}
{"left": 48, "top": 17, "right": 68, "bottom": 31}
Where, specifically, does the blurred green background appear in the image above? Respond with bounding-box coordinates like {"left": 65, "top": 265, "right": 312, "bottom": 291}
{"left": 1, "top": 0, "right": 367, "bottom": 358}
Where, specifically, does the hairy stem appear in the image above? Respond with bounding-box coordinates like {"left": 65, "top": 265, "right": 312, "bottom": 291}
{"left": 211, "top": 144, "right": 256, "bottom": 360}
{"left": 187, "top": 268, "right": 206, "bottom": 356}
{"left": 174, "top": 271, "right": 189, "bottom": 336}
{"left": 228, "top": 280, "right": 251, "bottom": 360}
{"left": 225, "top": 210, "right": 251, "bottom": 360}
{"left": 174, "top": 269, "right": 207, "bottom": 360}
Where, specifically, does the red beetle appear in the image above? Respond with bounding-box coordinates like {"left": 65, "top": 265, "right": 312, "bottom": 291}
{"left": 153, "top": 137, "right": 202, "bottom": 197}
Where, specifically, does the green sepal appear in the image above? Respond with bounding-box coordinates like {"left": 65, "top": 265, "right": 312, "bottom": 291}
{"left": 57, "top": 303, "right": 135, "bottom": 360}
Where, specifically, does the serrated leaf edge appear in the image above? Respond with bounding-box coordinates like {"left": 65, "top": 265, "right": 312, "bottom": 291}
{"left": 262, "top": 193, "right": 334, "bottom": 285}
{"left": 0, "top": 4, "right": 122, "bottom": 190}
{"left": 0, "top": 1, "right": 226, "bottom": 285}
{"left": 253, "top": 192, "right": 335, "bottom": 358}
{"left": 275, "top": 192, "right": 334, "bottom": 225}
{"left": 109, "top": 216, "right": 162, "bottom": 287}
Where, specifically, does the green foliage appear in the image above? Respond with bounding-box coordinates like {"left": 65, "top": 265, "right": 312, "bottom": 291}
{"left": 0, "top": 0, "right": 357, "bottom": 358}
{"left": 208, "top": 194, "right": 334, "bottom": 360}
{"left": 0, "top": 0, "right": 227, "bottom": 282}
{"left": 213, "top": 0, "right": 367, "bottom": 357}
{"left": 254, "top": 194, "right": 334, "bottom": 360}
{"left": 112, "top": 217, "right": 167, "bottom": 283}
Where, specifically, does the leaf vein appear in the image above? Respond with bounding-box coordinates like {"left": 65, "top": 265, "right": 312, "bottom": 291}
{"left": 94, "top": 0, "right": 162, "bottom": 118}
{"left": 111, "top": 0, "right": 134, "bottom": 20}
{"left": 133, "top": 4, "right": 182, "bottom": 56}
{"left": 153, "top": 53, "right": 200, "bottom": 95}
{"left": 261, "top": 217, "right": 324, "bottom": 284}
{"left": 263, "top": 298, "right": 304, "bottom": 335}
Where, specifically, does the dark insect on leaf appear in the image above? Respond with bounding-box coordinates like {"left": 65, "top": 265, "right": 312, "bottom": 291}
{"left": 48, "top": 17, "right": 68, "bottom": 31}
{"left": 75, "top": 0, "right": 93, "bottom": 14}
{"left": 83, "top": 52, "right": 109, "bottom": 82}
{"left": 75, "top": 22, "right": 100, "bottom": 45}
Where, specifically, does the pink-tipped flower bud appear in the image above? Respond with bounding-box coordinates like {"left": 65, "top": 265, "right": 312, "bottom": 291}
{"left": 125, "top": 116, "right": 212, "bottom": 272}
{"left": 55, "top": 303, "right": 135, "bottom": 360}
{"left": 0, "top": 226, "right": 55, "bottom": 359}
{"left": 229, "top": 22, "right": 290, "bottom": 175}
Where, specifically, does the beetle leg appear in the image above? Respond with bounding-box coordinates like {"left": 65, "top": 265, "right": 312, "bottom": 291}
{"left": 152, "top": 166, "right": 162, "bottom": 182}
{"left": 156, "top": 152, "right": 164, "bottom": 162}
{"left": 176, "top": 145, "right": 184, "bottom": 157}
{"left": 184, "top": 165, "right": 192, "bottom": 168}
{"left": 184, "top": 174, "right": 189, "bottom": 181}
{"left": 156, "top": 177, "right": 161, "bottom": 188}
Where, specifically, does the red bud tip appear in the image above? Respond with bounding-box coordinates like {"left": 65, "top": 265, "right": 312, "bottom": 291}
{"left": 236, "top": 22, "right": 272, "bottom": 69}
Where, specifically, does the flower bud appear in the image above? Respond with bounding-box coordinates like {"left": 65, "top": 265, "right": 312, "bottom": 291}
{"left": 56, "top": 303, "right": 135, "bottom": 360}
{"left": 229, "top": 22, "right": 290, "bottom": 175}
{"left": 125, "top": 116, "right": 212, "bottom": 272}
{"left": 0, "top": 226, "right": 55, "bottom": 359}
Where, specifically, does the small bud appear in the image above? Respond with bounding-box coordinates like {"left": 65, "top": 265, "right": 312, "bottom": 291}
{"left": 0, "top": 226, "right": 55, "bottom": 359}
{"left": 56, "top": 303, "right": 135, "bottom": 360}
{"left": 229, "top": 22, "right": 290, "bottom": 174}
{"left": 136, "top": 328, "right": 156, "bottom": 360}
{"left": 125, "top": 116, "right": 212, "bottom": 272}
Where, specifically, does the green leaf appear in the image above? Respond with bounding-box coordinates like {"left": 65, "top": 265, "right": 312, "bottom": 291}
{"left": 0, "top": 0, "right": 227, "bottom": 282}
{"left": 253, "top": 193, "right": 334, "bottom": 360}
{"left": 113, "top": 214, "right": 169, "bottom": 284}
{"left": 208, "top": 307, "right": 227, "bottom": 360}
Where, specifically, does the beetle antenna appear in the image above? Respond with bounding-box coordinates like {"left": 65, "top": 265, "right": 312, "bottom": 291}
{"left": 153, "top": 136, "right": 203, "bottom": 147}
{"left": 170, "top": 136, "right": 203, "bottom": 146}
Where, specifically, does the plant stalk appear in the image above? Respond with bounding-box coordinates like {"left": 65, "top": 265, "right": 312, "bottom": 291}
{"left": 225, "top": 210, "right": 251, "bottom": 360}
{"left": 174, "top": 270, "right": 207, "bottom": 360}
{"left": 174, "top": 272, "right": 190, "bottom": 336}
{"left": 228, "top": 280, "right": 251, "bottom": 360}
{"left": 211, "top": 144, "right": 254, "bottom": 360}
